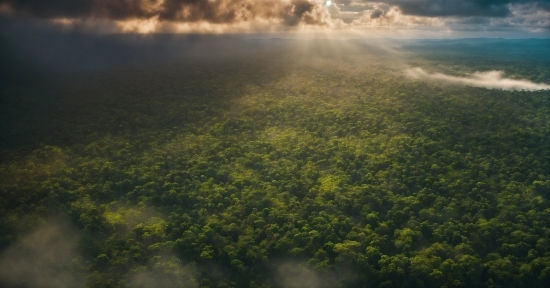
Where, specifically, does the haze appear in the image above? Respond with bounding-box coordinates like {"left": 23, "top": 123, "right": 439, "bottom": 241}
{"left": 1, "top": 1, "right": 549, "bottom": 288}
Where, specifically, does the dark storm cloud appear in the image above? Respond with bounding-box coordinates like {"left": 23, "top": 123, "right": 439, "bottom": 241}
{"left": 0, "top": 0, "right": 328, "bottom": 26}
{"left": 383, "top": 0, "right": 543, "bottom": 17}
{"left": 0, "top": 0, "right": 157, "bottom": 19}
{"left": 160, "top": 0, "right": 323, "bottom": 25}
{"left": 334, "top": 0, "right": 548, "bottom": 17}
{"left": 1, "top": 0, "right": 548, "bottom": 32}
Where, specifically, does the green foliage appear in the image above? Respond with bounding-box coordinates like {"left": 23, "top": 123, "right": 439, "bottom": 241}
{"left": 1, "top": 40, "right": 549, "bottom": 287}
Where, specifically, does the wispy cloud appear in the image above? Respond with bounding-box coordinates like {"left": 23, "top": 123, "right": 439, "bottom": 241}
{"left": 271, "top": 261, "right": 341, "bottom": 288}
{"left": 125, "top": 255, "right": 198, "bottom": 288}
{"left": 406, "top": 67, "right": 550, "bottom": 91}
{"left": 0, "top": 219, "right": 86, "bottom": 288}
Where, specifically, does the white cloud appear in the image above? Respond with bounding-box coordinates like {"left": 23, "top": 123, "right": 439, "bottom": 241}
{"left": 406, "top": 68, "right": 550, "bottom": 91}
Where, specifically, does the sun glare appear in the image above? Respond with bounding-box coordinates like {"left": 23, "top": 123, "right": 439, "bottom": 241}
{"left": 326, "top": 1, "right": 332, "bottom": 7}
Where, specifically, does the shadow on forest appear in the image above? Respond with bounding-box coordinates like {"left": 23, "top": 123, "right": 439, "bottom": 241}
{"left": 0, "top": 27, "right": 397, "bottom": 156}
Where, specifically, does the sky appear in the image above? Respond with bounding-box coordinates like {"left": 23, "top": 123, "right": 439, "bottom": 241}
{"left": 0, "top": 0, "right": 549, "bottom": 37}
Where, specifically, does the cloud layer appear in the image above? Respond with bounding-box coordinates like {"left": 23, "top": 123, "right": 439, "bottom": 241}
{"left": 0, "top": 0, "right": 331, "bottom": 25}
{"left": 406, "top": 67, "right": 550, "bottom": 91}
{"left": 0, "top": 0, "right": 548, "bottom": 33}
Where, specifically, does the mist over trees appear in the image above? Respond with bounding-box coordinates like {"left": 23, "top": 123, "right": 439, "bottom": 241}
{"left": 0, "top": 34, "right": 549, "bottom": 288}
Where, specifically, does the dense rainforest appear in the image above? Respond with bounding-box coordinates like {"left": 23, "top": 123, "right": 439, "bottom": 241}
{"left": 0, "top": 36, "right": 549, "bottom": 288}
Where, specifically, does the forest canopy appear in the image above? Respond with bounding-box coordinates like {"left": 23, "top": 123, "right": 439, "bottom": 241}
{"left": 0, "top": 36, "right": 549, "bottom": 288}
